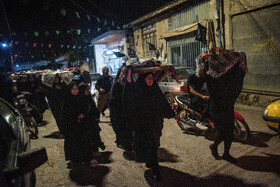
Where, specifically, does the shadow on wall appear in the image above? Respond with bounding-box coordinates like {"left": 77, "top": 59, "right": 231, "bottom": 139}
{"left": 144, "top": 165, "right": 262, "bottom": 186}
{"left": 43, "top": 131, "right": 64, "bottom": 139}
{"left": 238, "top": 131, "right": 278, "bottom": 147}
{"left": 69, "top": 151, "right": 112, "bottom": 186}
{"left": 236, "top": 153, "right": 280, "bottom": 176}
{"left": 70, "top": 165, "right": 110, "bottom": 186}
{"left": 94, "top": 151, "right": 113, "bottom": 164}
{"left": 157, "top": 147, "right": 180, "bottom": 163}
{"left": 204, "top": 130, "right": 277, "bottom": 148}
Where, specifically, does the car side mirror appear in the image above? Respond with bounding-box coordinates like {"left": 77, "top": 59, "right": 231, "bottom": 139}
{"left": 4, "top": 147, "right": 48, "bottom": 179}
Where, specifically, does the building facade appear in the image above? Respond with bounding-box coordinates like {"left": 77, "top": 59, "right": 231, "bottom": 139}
{"left": 124, "top": 0, "right": 280, "bottom": 95}
{"left": 224, "top": 0, "right": 280, "bottom": 94}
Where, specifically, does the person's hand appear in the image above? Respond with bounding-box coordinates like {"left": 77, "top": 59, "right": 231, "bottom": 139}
{"left": 202, "top": 95, "right": 210, "bottom": 100}
{"left": 55, "top": 85, "right": 61, "bottom": 90}
{"left": 21, "top": 91, "right": 31, "bottom": 95}
{"left": 174, "top": 114, "right": 180, "bottom": 122}
{"left": 202, "top": 50, "right": 208, "bottom": 60}
{"left": 78, "top": 114, "right": 84, "bottom": 123}
{"left": 99, "top": 88, "right": 105, "bottom": 93}
{"left": 126, "top": 69, "right": 132, "bottom": 83}
{"left": 78, "top": 114, "right": 84, "bottom": 119}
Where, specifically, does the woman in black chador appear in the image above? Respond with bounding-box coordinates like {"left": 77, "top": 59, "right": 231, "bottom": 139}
{"left": 207, "top": 62, "right": 246, "bottom": 163}
{"left": 110, "top": 66, "right": 127, "bottom": 148}
{"left": 78, "top": 82, "right": 105, "bottom": 154}
{"left": 197, "top": 49, "right": 248, "bottom": 164}
{"left": 135, "top": 72, "right": 176, "bottom": 182}
{"left": 46, "top": 74, "right": 66, "bottom": 137}
{"left": 61, "top": 82, "right": 93, "bottom": 166}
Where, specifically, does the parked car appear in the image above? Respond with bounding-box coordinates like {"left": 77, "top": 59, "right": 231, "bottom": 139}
{"left": 158, "top": 67, "right": 195, "bottom": 105}
{"left": 90, "top": 73, "right": 102, "bottom": 103}
{"left": 0, "top": 97, "right": 47, "bottom": 187}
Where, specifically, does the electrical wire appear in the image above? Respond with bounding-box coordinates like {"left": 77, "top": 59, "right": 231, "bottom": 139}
{"left": 42, "top": 0, "right": 105, "bottom": 28}
{"left": 1, "top": 0, "right": 12, "bottom": 39}
{"left": 69, "top": 0, "right": 100, "bottom": 19}
{"left": 85, "top": 0, "right": 125, "bottom": 23}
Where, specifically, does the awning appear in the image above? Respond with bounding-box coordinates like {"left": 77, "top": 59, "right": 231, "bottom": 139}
{"left": 160, "top": 22, "right": 198, "bottom": 39}
{"left": 91, "top": 30, "right": 130, "bottom": 45}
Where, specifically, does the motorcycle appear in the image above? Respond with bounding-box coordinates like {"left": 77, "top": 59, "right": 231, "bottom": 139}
{"left": 174, "top": 94, "right": 250, "bottom": 141}
{"left": 14, "top": 94, "right": 39, "bottom": 139}
{"left": 23, "top": 93, "right": 44, "bottom": 125}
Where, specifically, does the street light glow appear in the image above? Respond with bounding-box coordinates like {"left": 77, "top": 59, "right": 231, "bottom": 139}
{"left": 105, "top": 50, "right": 113, "bottom": 55}
{"left": 1, "top": 43, "right": 8, "bottom": 47}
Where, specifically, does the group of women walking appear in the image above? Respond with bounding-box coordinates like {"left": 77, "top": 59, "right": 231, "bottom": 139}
{"left": 110, "top": 61, "right": 179, "bottom": 182}
{"left": 49, "top": 52, "right": 246, "bottom": 183}
{"left": 57, "top": 80, "right": 105, "bottom": 167}
{"left": 50, "top": 61, "right": 176, "bottom": 182}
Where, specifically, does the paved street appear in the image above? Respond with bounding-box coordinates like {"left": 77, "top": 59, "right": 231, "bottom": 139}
{"left": 31, "top": 103, "right": 280, "bottom": 187}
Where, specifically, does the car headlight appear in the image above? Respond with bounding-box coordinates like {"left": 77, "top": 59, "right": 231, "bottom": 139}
{"left": 264, "top": 108, "right": 268, "bottom": 116}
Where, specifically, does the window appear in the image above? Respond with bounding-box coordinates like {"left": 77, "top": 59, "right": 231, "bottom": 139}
{"left": 170, "top": 46, "right": 181, "bottom": 66}
{"left": 142, "top": 24, "right": 157, "bottom": 56}
{"left": 170, "top": 41, "right": 206, "bottom": 68}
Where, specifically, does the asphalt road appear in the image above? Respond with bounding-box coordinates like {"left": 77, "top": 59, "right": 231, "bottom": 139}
{"left": 31, "top": 103, "right": 280, "bottom": 187}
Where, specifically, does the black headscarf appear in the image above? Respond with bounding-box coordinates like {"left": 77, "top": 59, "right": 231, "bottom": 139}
{"left": 60, "top": 81, "right": 83, "bottom": 136}
{"left": 138, "top": 73, "right": 161, "bottom": 114}
{"left": 140, "top": 72, "right": 153, "bottom": 80}
{"left": 138, "top": 72, "right": 174, "bottom": 122}
{"left": 78, "top": 82, "right": 91, "bottom": 106}
{"left": 110, "top": 66, "right": 125, "bottom": 110}
{"left": 78, "top": 82, "right": 89, "bottom": 95}
{"left": 53, "top": 74, "right": 62, "bottom": 89}
{"left": 78, "top": 82, "right": 100, "bottom": 120}
{"left": 64, "top": 81, "right": 80, "bottom": 109}
{"left": 114, "top": 66, "right": 125, "bottom": 84}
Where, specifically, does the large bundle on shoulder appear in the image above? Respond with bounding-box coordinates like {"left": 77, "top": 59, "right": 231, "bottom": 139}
{"left": 206, "top": 50, "right": 248, "bottom": 78}
{"left": 127, "top": 59, "right": 180, "bottom": 84}
{"left": 197, "top": 49, "right": 249, "bottom": 107}
{"left": 41, "top": 69, "right": 73, "bottom": 87}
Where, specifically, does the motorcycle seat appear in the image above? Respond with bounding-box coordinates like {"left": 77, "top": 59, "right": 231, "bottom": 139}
{"left": 19, "top": 99, "right": 28, "bottom": 105}
{"left": 17, "top": 95, "right": 25, "bottom": 99}
{"left": 24, "top": 107, "right": 33, "bottom": 112}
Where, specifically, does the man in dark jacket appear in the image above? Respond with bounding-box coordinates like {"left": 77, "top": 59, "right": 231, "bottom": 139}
{"left": 80, "top": 64, "right": 91, "bottom": 84}
{"left": 95, "top": 66, "right": 113, "bottom": 116}
{"left": 187, "top": 65, "right": 209, "bottom": 130}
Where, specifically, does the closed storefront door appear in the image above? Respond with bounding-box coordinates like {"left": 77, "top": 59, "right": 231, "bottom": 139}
{"left": 232, "top": 5, "right": 280, "bottom": 93}
{"left": 166, "top": 0, "right": 210, "bottom": 69}
{"left": 168, "top": 32, "right": 206, "bottom": 69}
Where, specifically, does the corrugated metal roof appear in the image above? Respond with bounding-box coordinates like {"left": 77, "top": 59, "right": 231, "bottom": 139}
{"left": 91, "top": 30, "right": 130, "bottom": 44}
{"left": 123, "top": 0, "right": 195, "bottom": 28}
{"left": 167, "top": 0, "right": 211, "bottom": 30}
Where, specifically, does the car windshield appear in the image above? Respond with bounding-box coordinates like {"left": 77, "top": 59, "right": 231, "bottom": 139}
{"left": 90, "top": 74, "right": 101, "bottom": 81}
{"left": 176, "top": 68, "right": 195, "bottom": 80}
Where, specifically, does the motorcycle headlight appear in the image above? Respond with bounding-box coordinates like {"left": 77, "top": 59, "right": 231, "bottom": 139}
{"left": 264, "top": 108, "right": 268, "bottom": 116}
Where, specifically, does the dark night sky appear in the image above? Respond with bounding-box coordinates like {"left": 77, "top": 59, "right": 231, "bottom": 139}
{"left": 0, "top": 0, "right": 174, "bottom": 63}
{"left": 1, "top": 0, "right": 175, "bottom": 35}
